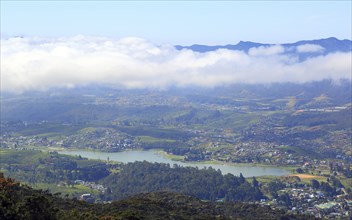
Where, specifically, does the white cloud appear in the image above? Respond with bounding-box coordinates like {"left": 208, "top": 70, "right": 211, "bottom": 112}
{"left": 296, "top": 44, "right": 325, "bottom": 53}
{"left": 248, "top": 45, "right": 285, "bottom": 56}
{"left": 1, "top": 36, "right": 351, "bottom": 93}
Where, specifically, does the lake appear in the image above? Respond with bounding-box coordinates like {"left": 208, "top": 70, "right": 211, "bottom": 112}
{"left": 59, "top": 150, "right": 290, "bottom": 177}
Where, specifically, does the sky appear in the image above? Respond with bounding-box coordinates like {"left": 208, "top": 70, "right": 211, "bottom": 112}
{"left": 1, "top": 1, "right": 351, "bottom": 45}
{"left": 1, "top": 1, "right": 351, "bottom": 93}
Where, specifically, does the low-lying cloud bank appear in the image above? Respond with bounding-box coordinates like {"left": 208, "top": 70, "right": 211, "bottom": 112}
{"left": 1, "top": 36, "right": 351, "bottom": 93}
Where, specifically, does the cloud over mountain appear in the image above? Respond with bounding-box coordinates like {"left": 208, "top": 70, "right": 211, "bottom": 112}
{"left": 1, "top": 36, "right": 351, "bottom": 93}
{"left": 248, "top": 45, "right": 285, "bottom": 56}
{"left": 296, "top": 44, "right": 325, "bottom": 53}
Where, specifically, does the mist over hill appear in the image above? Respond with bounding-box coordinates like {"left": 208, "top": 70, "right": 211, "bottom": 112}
{"left": 1, "top": 36, "right": 351, "bottom": 93}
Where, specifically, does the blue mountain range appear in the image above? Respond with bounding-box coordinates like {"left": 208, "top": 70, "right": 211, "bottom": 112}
{"left": 175, "top": 37, "right": 351, "bottom": 61}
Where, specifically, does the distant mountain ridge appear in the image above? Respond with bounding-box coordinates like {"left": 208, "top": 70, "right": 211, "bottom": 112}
{"left": 175, "top": 37, "right": 352, "bottom": 61}
{"left": 175, "top": 37, "right": 351, "bottom": 53}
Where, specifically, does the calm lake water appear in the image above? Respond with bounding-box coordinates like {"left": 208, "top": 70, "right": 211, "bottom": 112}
{"left": 59, "top": 150, "right": 290, "bottom": 177}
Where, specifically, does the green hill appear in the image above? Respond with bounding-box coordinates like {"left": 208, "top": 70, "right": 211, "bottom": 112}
{"left": 0, "top": 174, "right": 314, "bottom": 220}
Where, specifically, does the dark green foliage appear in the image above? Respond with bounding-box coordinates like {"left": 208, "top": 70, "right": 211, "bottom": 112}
{"left": 266, "top": 179, "right": 286, "bottom": 198}
{"left": 310, "top": 179, "right": 320, "bottom": 189}
{"left": 319, "top": 182, "right": 337, "bottom": 197}
{"left": 0, "top": 175, "right": 312, "bottom": 220}
{"left": 0, "top": 176, "right": 59, "bottom": 220}
{"left": 309, "top": 178, "right": 341, "bottom": 197}
{"left": 101, "top": 161, "right": 264, "bottom": 202}
{"left": 101, "top": 191, "right": 310, "bottom": 220}
{"left": 295, "top": 168, "right": 304, "bottom": 174}
{"left": 252, "top": 176, "right": 259, "bottom": 187}
{"left": 277, "top": 193, "right": 292, "bottom": 206}
{"left": 329, "top": 176, "right": 344, "bottom": 188}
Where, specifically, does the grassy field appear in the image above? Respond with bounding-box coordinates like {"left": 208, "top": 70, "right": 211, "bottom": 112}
{"left": 32, "top": 183, "right": 99, "bottom": 197}
{"left": 288, "top": 174, "right": 327, "bottom": 183}
{"left": 157, "top": 151, "right": 184, "bottom": 161}
{"left": 253, "top": 175, "right": 279, "bottom": 183}
{"left": 15, "top": 123, "right": 85, "bottom": 137}
{"left": 340, "top": 176, "right": 352, "bottom": 189}
{"left": 137, "top": 136, "right": 176, "bottom": 143}
{"left": 278, "top": 145, "right": 321, "bottom": 159}
{"left": 0, "top": 149, "right": 49, "bottom": 165}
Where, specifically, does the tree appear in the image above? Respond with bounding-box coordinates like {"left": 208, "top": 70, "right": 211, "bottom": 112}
{"left": 239, "top": 173, "right": 245, "bottom": 184}
{"left": 252, "top": 177, "right": 259, "bottom": 188}
{"left": 278, "top": 193, "right": 291, "bottom": 207}
{"left": 310, "top": 179, "right": 320, "bottom": 189}
{"left": 295, "top": 168, "right": 304, "bottom": 174}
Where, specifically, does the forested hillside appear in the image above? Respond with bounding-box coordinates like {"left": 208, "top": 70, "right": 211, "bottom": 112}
{"left": 0, "top": 174, "right": 312, "bottom": 220}
{"left": 101, "top": 161, "right": 264, "bottom": 201}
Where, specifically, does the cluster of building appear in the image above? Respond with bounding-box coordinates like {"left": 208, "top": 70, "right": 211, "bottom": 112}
{"left": 74, "top": 179, "right": 107, "bottom": 193}
{"left": 0, "top": 127, "right": 137, "bottom": 152}
{"left": 59, "top": 128, "right": 136, "bottom": 152}
{"left": 296, "top": 106, "right": 349, "bottom": 113}
{"left": 1, "top": 135, "right": 55, "bottom": 149}
{"left": 272, "top": 186, "right": 352, "bottom": 218}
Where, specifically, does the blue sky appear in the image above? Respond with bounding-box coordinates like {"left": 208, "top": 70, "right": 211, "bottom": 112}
{"left": 1, "top": 1, "right": 351, "bottom": 44}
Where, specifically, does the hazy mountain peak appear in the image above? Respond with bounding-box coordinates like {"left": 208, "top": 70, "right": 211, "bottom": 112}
{"left": 176, "top": 37, "right": 351, "bottom": 56}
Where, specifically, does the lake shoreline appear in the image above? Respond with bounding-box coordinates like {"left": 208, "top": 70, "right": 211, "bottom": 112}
{"left": 154, "top": 149, "right": 297, "bottom": 171}
{"left": 48, "top": 146, "right": 295, "bottom": 170}
{"left": 23, "top": 145, "right": 296, "bottom": 173}
{"left": 55, "top": 147, "right": 292, "bottom": 177}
